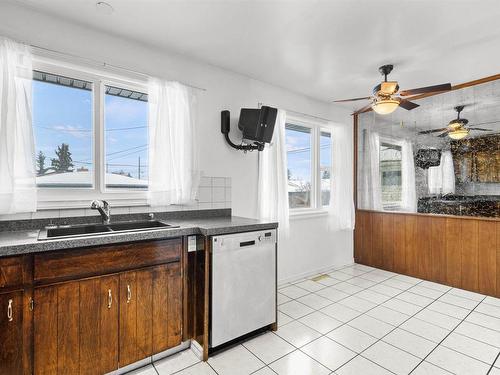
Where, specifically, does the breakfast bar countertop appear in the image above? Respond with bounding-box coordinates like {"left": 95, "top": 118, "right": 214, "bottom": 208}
{"left": 0, "top": 213, "right": 278, "bottom": 258}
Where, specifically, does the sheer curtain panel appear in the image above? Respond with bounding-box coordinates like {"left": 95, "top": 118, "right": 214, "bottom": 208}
{"left": 328, "top": 123, "right": 355, "bottom": 230}
{"left": 258, "top": 109, "right": 289, "bottom": 236}
{"left": 0, "top": 37, "right": 36, "bottom": 214}
{"left": 428, "top": 150, "right": 455, "bottom": 195}
{"left": 359, "top": 129, "right": 382, "bottom": 211}
{"left": 401, "top": 139, "right": 417, "bottom": 212}
{"left": 148, "top": 79, "right": 199, "bottom": 206}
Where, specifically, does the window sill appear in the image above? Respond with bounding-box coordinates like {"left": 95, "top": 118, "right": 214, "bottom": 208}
{"left": 289, "top": 209, "right": 329, "bottom": 220}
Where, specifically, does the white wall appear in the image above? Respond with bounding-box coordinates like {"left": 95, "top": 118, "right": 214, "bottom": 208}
{"left": 0, "top": 2, "right": 354, "bottom": 282}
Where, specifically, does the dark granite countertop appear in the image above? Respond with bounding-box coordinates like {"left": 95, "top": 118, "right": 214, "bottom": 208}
{"left": 0, "top": 215, "right": 278, "bottom": 258}
{"left": 419, "top": 195, "right": 500, "bottom": 203}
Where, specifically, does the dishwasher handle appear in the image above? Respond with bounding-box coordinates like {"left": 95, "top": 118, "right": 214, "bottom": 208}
{"left": 239, "top": 240, "right": 256, "bottom": 247}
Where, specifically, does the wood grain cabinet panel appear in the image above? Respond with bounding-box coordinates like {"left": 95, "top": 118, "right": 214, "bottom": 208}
{"left": 0, "top": 290, "right": 30, "bottom": 375}
{"left": 0, "top": 255, "right": 31, "bottom": 291}
{"left": 119, "top": 269, "right": 154, "bottom": 367}
{"left": 478, "top": 221, "right": 497, "bottom": 296}
{"left": 430, "top": 217, "right": 447, "bottom": 285}
{"left": 34, "top": 276, "right": 120, "bottom": 375}
{"left": 34, "top": 239, "right": 181, "bottom": 285}
{"left": 354, "top": 210, "right": 499, "bottom": 297}
{"left": 120, "top": 263, "right": 183, "bottom": 366}
{"left": 460, "top": 220, "right": 479, "bottom": 292}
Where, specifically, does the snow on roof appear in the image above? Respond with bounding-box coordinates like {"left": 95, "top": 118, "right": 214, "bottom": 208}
{"left": 36, "top": 171, "right": 147, "bottom": 187}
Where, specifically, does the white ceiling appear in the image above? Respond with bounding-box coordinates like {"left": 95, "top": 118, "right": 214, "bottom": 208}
{"left": 13, "top": 0, "right": 500, "bottom": 104}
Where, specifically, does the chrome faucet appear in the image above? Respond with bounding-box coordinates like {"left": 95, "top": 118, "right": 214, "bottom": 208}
{"left": 90, "top": 200, "right": 111, "bottom": 224}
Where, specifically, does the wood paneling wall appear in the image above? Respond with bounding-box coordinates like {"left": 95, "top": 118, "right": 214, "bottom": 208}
{"left": 354, "top": 210, "right": 500, "bottom": 297}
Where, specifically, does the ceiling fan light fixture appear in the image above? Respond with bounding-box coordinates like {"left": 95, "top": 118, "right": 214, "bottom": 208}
{"left": 371, "top": 98, "right": 400, "bottom": 115}
{"left": 448, "top": 128, "right": 469, "bottom": 140}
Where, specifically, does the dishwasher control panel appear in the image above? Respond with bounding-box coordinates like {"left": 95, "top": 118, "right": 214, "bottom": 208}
{"left": 212, "top": 229, "right": 276, "bottom": 251}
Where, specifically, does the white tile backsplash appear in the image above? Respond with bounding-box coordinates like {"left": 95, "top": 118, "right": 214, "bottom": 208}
{"left": 0, "top": 176, "right": 231, "bottom": 221}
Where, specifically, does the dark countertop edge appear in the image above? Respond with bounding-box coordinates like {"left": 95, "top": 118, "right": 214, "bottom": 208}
{"left": 0, "top": 219, "right": 278, "bottom": 258}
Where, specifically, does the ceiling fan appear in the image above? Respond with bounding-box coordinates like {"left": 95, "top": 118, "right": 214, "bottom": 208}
{"left": 418, "top": 105, "right": 492, "bottom": 140}
{"left": 333, "top": 64, "right": 452, "bottom": 115}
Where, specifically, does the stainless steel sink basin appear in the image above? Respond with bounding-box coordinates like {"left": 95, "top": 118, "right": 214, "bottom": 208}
{"left": 38, "top": 220, "right": 178, "bottom": 240}
{"left": 107, "top": 220, "right": 169, "bottom": 231}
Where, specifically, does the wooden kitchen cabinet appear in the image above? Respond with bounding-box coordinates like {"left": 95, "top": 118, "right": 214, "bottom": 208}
{"left": 33, "top": 263, "right": 183, "bottom": 374}
{"left": 119, "top": 268, "right": 153, "bottom": 367}
{"left": 0, "top": 290, "right": 32, "bottom": 375}
{"left": 119, "top": 262, "right": 183, "bottom": 367}
{"left": 34, "top": 275, "right": 120, "bottom": 375}
{"left": 154, "top": 262, "right": 182, "bottom": 352}
{"left": 0, "top": 238, "right": 184, "bottom": 375}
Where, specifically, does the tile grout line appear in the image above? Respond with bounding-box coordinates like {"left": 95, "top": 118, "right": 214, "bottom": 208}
{"left": 300, "top": 271, "right": 495, "bottom": 374}
{"left": 254, "top": 266, "right": 392, "bottom": 373}
{"left": 270, "top": 268, "right": 411, "bottom": 373}
{"left": 407, "top": 293, "right": 487, "bottom": 374}
{"left": 162, "top": 264, "right": 495, "bottom": 375}
{"left": 330, "top": 278, "right": 435, "bottom": 374}
{"left": 487, "top": 351, "right": 500, "bottom": 375}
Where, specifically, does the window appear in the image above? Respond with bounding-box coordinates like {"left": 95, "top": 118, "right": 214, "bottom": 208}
{"left": 33, "top": 71, "right": 94, "bottom": 188}
{"left": 285, "top": 119, "right": 332, "bottom": 212}
{"left": 380, "top": 142, "right": 402, "bottom": 208}
{"left": 31, "top": 62, "right": 150, "bottom": 207}
{"left": 104, "top": 85, "right": 148, "bottom": 189}
{"left": 286, "top": 124, "right": 312, "bottom": 209}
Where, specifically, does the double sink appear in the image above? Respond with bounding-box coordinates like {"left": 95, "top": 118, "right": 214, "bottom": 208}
{"left": 38, "top": 220, "right": 179, "bottom": 241}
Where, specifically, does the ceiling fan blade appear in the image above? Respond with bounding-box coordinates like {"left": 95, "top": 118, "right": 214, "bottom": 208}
{"left": 399, "top": 99, "right": 419, "bottom": 110}
{"left": 353, "top": 103, "right": 373, "bottom": 115}
{"left": 468, "top": 127, "right": 492, "bottom": 131}
{"left": 332, "top": 96, "right": 371, "bottom": 103}
{"left": 418, "top": 128, "right": 448, "bottom": 134}
{"left": 399, "top": 83, "right": 452, "bottom": 97}
{"left": 438, "top": 131, "right": 450, "bottom": 138}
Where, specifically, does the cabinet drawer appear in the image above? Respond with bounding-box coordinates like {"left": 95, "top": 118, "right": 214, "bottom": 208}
{"left": 34, "top": 239, "right": 181, "bottom": 285}
{"left": 0, "top": 255, "right": 31, "bottom": 291}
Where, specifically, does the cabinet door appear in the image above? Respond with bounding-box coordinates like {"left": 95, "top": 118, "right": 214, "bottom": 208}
{"left": 79, "top": 275, "right": 119, "bottom": 374}
{"left": 152, "top": 262, "right": 182, "bottom": 353}
{"left": 0, "top": 290, "right": 30, "bottom": 375}
{"left": 34, "top": 276, "right": 119, "bottom": 375}
{"left": 119, "top": 269, "right": 153, "bottom": 367}
{"left": 119, "top": 263, "right": 183, "bottom": 364}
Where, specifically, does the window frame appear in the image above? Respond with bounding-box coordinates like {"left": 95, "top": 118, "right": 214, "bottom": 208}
{"left": 33, "top": 58, "right": 150, "bottom": 209}
{"left": 285, "top": 114, "right": 333, "bottom": 217}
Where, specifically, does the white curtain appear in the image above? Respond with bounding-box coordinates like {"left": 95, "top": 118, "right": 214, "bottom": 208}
{"left": 328, "top": 123, "right": 355, "bottom": 230}
{"left": 148, "top": 79, "right": 199, "bottom": 206}
{"left": 359, "top": 129, "right": 382, "bottom": 211}
{"left": 401, "top": 139, "right": 417, "bottom": 212}
{"left": 0, "top": 37, "right": 36, "bottom": 214}
{"left": 441, "top": 151, "right": 455, "bottom": 195}
{"left": 258, "top": 109, "right": 289, "bottom": 236}
{"left": 428, "top": 150, "right": 455, "bottom": 195}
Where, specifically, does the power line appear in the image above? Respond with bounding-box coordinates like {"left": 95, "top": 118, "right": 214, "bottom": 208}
{"left": 107, "top": 147, "right": 147, "bottom": 161}
{"left": 106, "top": 144, "right": 147, "bottom": 156}
{"left": 106, "top": 126, "right": 147, "bottom": 131}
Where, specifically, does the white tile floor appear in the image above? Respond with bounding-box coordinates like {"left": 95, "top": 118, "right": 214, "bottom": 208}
{"left": 129, "top": 263, "right": 500, "bottom": 375}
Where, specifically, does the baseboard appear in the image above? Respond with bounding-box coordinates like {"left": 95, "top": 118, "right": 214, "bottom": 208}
{"left": 278, "top": 258, "right": 355, "bottom": 285}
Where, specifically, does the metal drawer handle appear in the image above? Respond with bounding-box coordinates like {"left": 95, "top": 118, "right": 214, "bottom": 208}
{"left": 108, "top": 289, "right": 112, "bottom": 309}
{"left": 7, "top": 299, "right": 13, "bottom": 322}
{"left": 127, "top": 285, "right": 131, "bottom": 303}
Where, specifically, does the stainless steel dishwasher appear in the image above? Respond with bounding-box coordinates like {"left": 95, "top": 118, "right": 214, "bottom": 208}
{"left": 211, "top": 229, "right": 277, "bottom": 348}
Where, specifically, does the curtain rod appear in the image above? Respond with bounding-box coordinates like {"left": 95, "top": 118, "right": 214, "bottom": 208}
{"left": 258, "top": 102, "right": 332, "bottom": 123}
{"left": 29, "top": 44, "right": 207, "bottom": 92}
